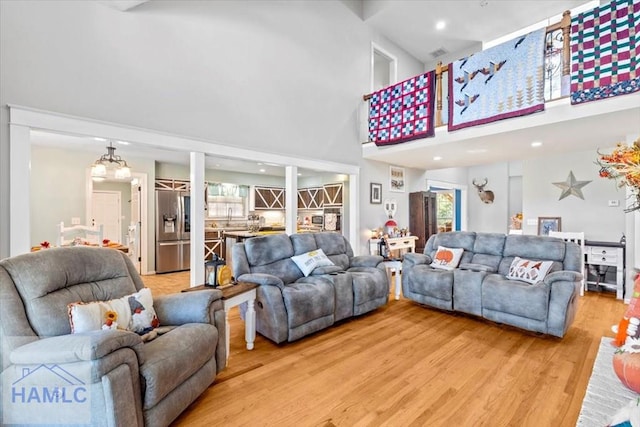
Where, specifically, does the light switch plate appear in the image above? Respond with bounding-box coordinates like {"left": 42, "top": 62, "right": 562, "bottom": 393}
{"left": 526, "top": 218, "right": 537, "bottom": 226}
{"left": 71, "top": 217, "right": 81, "bottom": 225}
{"left": 608, "top": 200, "right": 620, "bottom": 207}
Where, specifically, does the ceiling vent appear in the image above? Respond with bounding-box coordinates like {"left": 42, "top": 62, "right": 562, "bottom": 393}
{"left": 430, "top": 48, "right": 448, "bottom": 58}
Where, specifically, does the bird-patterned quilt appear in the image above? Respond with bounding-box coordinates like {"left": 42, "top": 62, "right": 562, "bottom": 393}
{"left": 448, "top": 28, "right": 546, "bottom": 132}
{"left": 368, "top": 71, "right": 435, "bottom": 146}
{"left": 570, "top": 0, "right": 640, "bottom": 105}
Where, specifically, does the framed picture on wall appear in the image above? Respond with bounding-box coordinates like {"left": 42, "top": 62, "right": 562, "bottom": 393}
{"left": 370, "top": 183, "right": 382, "bottom": 204}
{"left": 538, "top": 217, "right": 561, "bottom": 236}
{"left": 389, "top": 166, "right": 405, "bottom": 192}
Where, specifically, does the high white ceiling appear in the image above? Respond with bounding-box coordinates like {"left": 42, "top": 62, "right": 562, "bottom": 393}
{"left": 30, "top": 0, "right": 640, "bottom": 175}
{"left": 359, "top": 0, "right": 640, "bottom": 170}
{"left": 361, "top": 0, "right": 594, "bottom": 65}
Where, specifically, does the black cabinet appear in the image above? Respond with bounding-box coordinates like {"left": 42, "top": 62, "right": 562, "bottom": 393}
{"left": 409, "top": 191, "right": 438, "bottom": 254}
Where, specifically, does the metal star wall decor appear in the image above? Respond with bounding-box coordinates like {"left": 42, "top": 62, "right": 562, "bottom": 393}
{"left": 552, "top": 171, "right": 592, "bottom": 200}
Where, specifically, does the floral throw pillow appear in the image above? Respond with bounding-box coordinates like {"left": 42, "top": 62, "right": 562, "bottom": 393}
{"left": 68, "top": 288, "right": 159, "bottom": 336}
{"left": 430, "top": 246, "right": 464, "bottom": 270}
{"left": 291, "top": 248, "right": 335, "bottom": 276}
{"left": 507, "top": 257, "right": 554, "bottom": 284}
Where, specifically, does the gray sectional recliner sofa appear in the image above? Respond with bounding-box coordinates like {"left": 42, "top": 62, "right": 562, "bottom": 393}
{"left": 402, "top": 231, "right": 583, "bottom": 337}
{"left": 232, "top": 232, "right": 389, "bottom": 343}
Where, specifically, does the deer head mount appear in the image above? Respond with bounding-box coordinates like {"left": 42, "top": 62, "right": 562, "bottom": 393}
{"left": 472, "top": 178, "right": 495, "bottom": 204}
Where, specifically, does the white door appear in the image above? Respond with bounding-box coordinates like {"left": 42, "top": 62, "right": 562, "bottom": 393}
{"left": 92, "top": 191, "right": 121, "bottom": 243}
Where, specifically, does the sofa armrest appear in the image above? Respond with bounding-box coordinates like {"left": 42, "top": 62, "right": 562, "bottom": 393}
{"left": 155, "top": 290, "right": 223, "bottom": 325}
{"left": 544, "top": 270, "right": 583, "bottom": 285}
{"left": 403, "top": 253, "right": 432, "bottom": 267}
{"left": 350, "top": 255, "right": 384, "bottom": 268}
{"left": 236, "top": 273, "right": 285, "bottom": 290}
{"left": 10, "top": 330, "right": 142, "bottom": 365}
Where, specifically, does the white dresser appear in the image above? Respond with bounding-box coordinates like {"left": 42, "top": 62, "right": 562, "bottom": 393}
{"left": 584, "top": 241, "right": 625, "bottom": 300}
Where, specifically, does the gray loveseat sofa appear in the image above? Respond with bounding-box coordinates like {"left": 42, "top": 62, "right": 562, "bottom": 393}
{"left": 402, "top": 231, "right": 583, "bottom": 338}
{"left": 232, "top": 232, "right": 389, "bottom": 343}
{"left": 0, "top": 246, "right": 226, "bottom": 426}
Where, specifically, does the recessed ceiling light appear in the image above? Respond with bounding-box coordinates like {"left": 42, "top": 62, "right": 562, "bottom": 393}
{"left": 531, "top": 141, "right": 543, "bottom": 147}
{"left": 433, "top": 156, "right": 442, "bottom": 161}
{"left": 297, "top": 172, "right": 302, "bottom": 176}
{"left": 94, "top": 137, "right": 107, "bottom": 142}
{"left": 116, "top": 140, "right": 130, "bottom": 145}
{"left": 435, "top": 21, "right": 446, "bottom": 31}
{"left": 259, "top": 168, "right": 266, "bottom": 173}
{"left": 215, "top": 164, "right": 221, "bottom": 168}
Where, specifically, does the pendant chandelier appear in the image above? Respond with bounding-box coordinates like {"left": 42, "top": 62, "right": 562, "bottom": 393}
{"left": 90, "top": 141, "right": 131, "bottom": 181}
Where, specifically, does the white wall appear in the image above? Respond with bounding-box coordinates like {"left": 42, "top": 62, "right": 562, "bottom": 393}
{"left": 467, "top": 162, "right": 510, "bottom": 232}
{"left": 30, "top": 147, "right": 93, "bottom": 246}
{"left": 522, "top": 147, "right": 626, "bottom": 241}
{"left": 0, "top": 1, "right": 426, "bottom": 258}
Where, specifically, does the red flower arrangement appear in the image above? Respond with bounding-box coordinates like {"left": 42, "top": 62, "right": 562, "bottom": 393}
{"left": 597, "top": 137, "right": 640, "bottom": 213}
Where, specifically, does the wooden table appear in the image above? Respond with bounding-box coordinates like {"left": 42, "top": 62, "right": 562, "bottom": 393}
{"left": 182, "top": 282, "right": 257, "bottom": 363}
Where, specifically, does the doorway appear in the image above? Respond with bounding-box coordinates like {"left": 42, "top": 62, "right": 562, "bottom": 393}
{"left": 427, "top": 180, "right": 468, "bottom": 232}
{"left": 371, "top": 43, "right": 398, "bottom": 92}
{"left": 86, "top": 171, "right": 149, "bottom": 275}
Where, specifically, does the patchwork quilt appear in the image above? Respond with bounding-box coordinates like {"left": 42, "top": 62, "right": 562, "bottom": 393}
{"left": 570, "top": 0, "right": 640, "bottom": 104}
{"left": 448, "top": 28, "right": 546, "bottom": 132}
{"left": 368, "top": 71, "right": 435, "bottom": 146}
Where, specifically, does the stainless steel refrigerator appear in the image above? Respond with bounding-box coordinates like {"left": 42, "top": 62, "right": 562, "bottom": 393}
{"left": 156, "top": 190, "right": 191, "bottom": 273}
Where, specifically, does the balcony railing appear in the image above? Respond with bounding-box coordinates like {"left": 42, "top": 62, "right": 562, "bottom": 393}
{"left": 363, "top": 10, "right": 572, "bottom": 137}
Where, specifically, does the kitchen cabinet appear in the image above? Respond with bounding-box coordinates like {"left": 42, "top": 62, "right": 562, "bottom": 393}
{"left": 205, "top": 230, "right": 224, "bottom": 261}
{"left": 253, "top": 186, "right": 285, "bottom": 210}
{"left": 297, "top": 187, "right": 323, "bottom": 210}
{"left": 322, "top": 183, "right": 343, "bottom": 207}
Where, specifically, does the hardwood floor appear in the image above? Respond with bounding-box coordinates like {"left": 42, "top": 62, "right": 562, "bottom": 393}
{"left": 142, "top": 272, "right": 624, "bottom": 427}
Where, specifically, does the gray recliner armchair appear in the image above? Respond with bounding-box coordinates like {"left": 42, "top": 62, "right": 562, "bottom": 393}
{"left": 0, "top": 246, "right": 226, "bottom": 426}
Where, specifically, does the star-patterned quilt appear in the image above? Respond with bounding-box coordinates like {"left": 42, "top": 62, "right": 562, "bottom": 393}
{"left": 367, "top": 71, "right": 435, "bottom": 146}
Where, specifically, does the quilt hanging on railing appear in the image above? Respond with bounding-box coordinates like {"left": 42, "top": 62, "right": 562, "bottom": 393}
{"left": 368, "top": 71, "right": 435, "bottom": 146}
{"left": 448, "top": 28, "right": 546, "bottom": 132}
{"left": 570, "top": 0, "right": 640, "bottom": 105}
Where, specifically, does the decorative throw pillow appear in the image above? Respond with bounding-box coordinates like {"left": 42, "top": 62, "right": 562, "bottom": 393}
{"left": 507, "top": 257, "right": 554, "bottom": 284}
{"left": 68, "top": 288, "right": 160, "bottom": 336}
{"left": 430, "top": 246, "right": 464, "bottom": 270}
{"left": 291, "top": 248, "right": 334, "bottom": 277}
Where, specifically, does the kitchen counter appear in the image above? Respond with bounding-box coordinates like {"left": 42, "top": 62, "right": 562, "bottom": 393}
{"left": 224, "top": 230, "right": 285, "bottom": 239}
